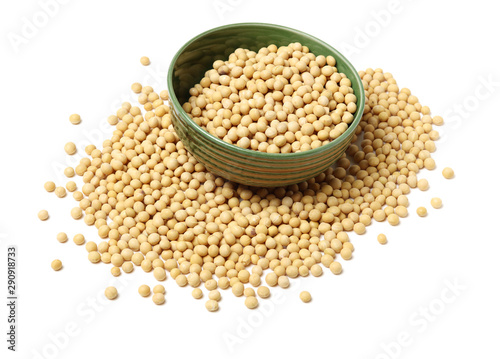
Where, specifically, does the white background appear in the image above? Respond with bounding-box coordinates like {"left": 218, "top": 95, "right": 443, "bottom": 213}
{"left": 1, "top": 0, "right": 499, "bottom": 358}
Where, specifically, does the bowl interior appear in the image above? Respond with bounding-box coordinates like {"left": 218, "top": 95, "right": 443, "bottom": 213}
{"left": 167, "top": 23, "right": 365, "bottom": 160}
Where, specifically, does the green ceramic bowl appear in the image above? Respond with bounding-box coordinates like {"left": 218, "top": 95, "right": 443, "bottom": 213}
{"left": 167, "top": 23, "right": 364, "bottom": 187}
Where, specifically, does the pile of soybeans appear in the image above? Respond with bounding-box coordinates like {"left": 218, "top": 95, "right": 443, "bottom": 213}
{"left": 184, "top": 43, "right": 358, "bottom": 153}
{"left": 41, "top": 44, "right": 453, "bottom": 311}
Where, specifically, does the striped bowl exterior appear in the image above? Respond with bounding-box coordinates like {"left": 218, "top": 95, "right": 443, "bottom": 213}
{"left": 167, "top": 23, "right": 365, "bottom": 187}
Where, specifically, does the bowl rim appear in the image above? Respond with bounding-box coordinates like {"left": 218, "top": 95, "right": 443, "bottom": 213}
{"left": 167, "top": 22, "right": 365, "bottom": 159}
